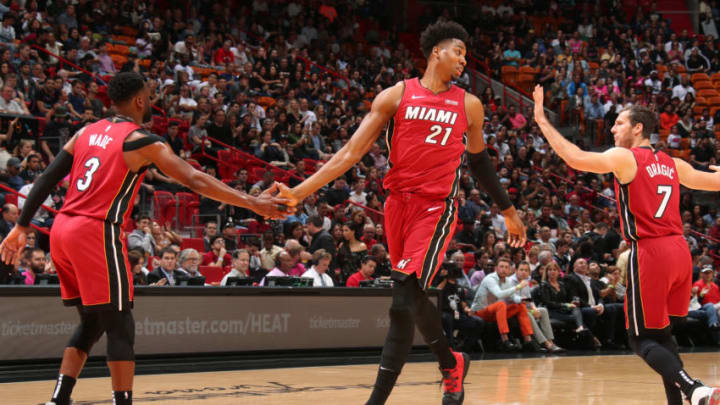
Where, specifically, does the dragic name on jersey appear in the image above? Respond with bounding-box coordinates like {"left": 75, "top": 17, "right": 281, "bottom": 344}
{"left": 645, "top": 163, "right": 675, "bottom": 180}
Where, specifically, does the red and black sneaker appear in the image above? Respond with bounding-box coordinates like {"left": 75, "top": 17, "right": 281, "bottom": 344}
{"left": 440, "top": 351, "right": 470, "bottom": 405}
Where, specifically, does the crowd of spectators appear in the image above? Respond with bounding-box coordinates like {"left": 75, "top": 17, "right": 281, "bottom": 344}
{"left": 0, "top": 0, "right": 719, "bottom": 351}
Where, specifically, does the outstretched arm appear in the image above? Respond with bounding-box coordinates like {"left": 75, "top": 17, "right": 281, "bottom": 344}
{"left": 135, "top": 140, "right": 292, "bottom": 219}
{"left": 532, "top": 85, "right": 636, "bottom": 182}
{"left": 674, "top": 159, "right": 720, "bottom": 191}
{"left": 288, "top": 82, "right": 403, "bottom": 202}
{"left": 465, "top": 93, "right": 526, "bottom": 248}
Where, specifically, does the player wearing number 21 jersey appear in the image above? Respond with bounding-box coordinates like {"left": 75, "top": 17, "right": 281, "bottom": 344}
{"left": 533, "top": 85, "right": 720, "bottom": 405}
{"left": 282, "top": 21, "right": 527, "bottom": 405}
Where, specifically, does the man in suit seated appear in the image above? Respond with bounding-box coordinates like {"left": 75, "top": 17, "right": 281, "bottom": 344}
{"left": 564, "top": 258, "right": 624, "bottom": 349}
{"left": 0, "top": 203, "right": 18, "bottom": 239}
{"left": 147, "top": 247, "right": 189, "bottom": 286}
{"left": 301, "top": 249, "right": 334, "bottom": 287}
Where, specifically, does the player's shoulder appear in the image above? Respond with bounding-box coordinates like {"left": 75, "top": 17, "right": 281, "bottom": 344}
{"left": 372, "top": 81, "right": 406, "bottom": 113}
{"left": 123, "top": 129, "right": 166, "bottom": 152}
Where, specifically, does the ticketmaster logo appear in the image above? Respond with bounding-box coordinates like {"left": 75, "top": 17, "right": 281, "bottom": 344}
{"left": 1, "top": 321, "right": 76, "bottom": 337}
{"left": 309, "top": 316, "right": 360, "bottom": 329}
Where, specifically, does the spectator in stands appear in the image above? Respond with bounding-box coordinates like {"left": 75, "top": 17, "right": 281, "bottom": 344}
{"left": 301, "top": 249, "right": 334, "bottom": 287}
{"left": 472, "top": 258, "right": 542, "bottom": 352}
{"left": 307, "top": 214, "right": 335, "bottom": 254}
{"left": 345, "top": 256, "right": 376, "bottom": 287}
{"left": 510, "top": 261, "right": 565, "bottom": 353}
{"left": 260, "top": 230, "right": 282, "bottom": 271}
{"left": 147, "top": 247, "right": 186, "bottom": 286}
{"left": 163, "top": 121, "right": 184, "bottom": 156}
{"left": 202, "top": 235, "right": 232, "bottom": 268}
{"left": 221, "top": 249, "right": 252, "bottom": 285}
{"left": 324, "top": 177, "right": 349, "bottom": 206}
{"left": 672, "top": 75, "right": 695, "bottom": 101}
{"left": 20, "top": 247, "right": 46, "bottom": 285}
{"left": 221, "top": 221, "right": 238, "bottom": 251}
{"left": 177, "top": 248, "right": 203, "bottom": 278}
{"left": 369, "top": 243, "right": 391, "bottom": 278}
{"left": 694, "top": 265, "right": 720, "bottom": 311}
{"left": 337, "top": 221, "right": 367, "bottom": 284}
{"left": 202, "top": 220, "right": 219, "bottom": 252}
{"left": 260, "top": 249, "right": 294, "bottom": 286}
{"left": 437, "top": 261, "right": 485, "bottom": 352}
{"left": 128, "top": 213, "right": 154, "bottom": 256}
{"left": 150, "top": 221, "right": 182, "bottom": 252}
{"left": 284, "top": 239, "right": 308, "bottom": 276}
{"left": 563, "top": 258, "right": 618, "bottom": 348}
{"left": 18, "top": 173, "right": 53, "bottom": 228}
{"left": 5, "top": 157, "right": 23, "bottom": 190}
{"left": 0, "top": 85, "right": 29, "bottom": 114}
{"left": 503, "top": 40, "right": 521, "bottom": 67}
{"left": 128, "top": 249, "right": 148, "bottom": 286}
{"left": 0, "top": 202, "right": 17, "bottom": 239}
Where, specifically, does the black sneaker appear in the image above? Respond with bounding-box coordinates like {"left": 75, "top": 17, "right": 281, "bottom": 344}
{"left": 523, "top": 340, "right": 547, "bottom": 353}
{"left": 440, "top": 351, "right": 470, "bottom": 405}
{"left": 501, "top": 339, "right": 520, "bottom": 352}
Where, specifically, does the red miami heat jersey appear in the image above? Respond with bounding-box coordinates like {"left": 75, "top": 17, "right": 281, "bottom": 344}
{"left": 614, "top": 146, "right": 683, "bottom": 241}
{"left": 61, "top": 117, "right": 147, "bottom": 225}
{"left": 383, "top": 78, "right": 468, "bottom": 199}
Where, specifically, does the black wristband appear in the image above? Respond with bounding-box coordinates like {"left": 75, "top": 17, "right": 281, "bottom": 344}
{"left": 467, "top": 149, "right": 512, "bottom": 211}
{"left": 17, "top": 150, "right": 73, "bottom": 227}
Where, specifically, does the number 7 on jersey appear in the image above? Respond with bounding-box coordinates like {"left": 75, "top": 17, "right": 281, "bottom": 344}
{"left": 655, "top": 185, "right": 672, "bottom": 219}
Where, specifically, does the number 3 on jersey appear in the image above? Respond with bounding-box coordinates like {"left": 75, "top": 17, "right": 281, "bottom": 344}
{"left": 425, "top": 125, "right": 452, "bottom": 146}
{"left": 77, "top": 157, "right": 100, "bottom": 191}
{"left": 655, "top": 185, "right": 672, "bottom": 218}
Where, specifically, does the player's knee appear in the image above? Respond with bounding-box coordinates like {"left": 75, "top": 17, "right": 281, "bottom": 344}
{"left": 67, "top": 311, "right": 104, "bottom": 354}
{"left": 101, "top": 309, "right": 135, "bottom": 362}
{"left": 388, "top": 304, "right": 413, "bottom": 328}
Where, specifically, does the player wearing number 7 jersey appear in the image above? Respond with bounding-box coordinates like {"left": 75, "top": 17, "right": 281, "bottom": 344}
{"left": 280, "top": 21, "right": 526, "bottom": 405}
{"left": 0, "top": 72, "right": 292, "bottom": 405}
{"left": 533, "top": 85, "right": 720, "bottom": 405}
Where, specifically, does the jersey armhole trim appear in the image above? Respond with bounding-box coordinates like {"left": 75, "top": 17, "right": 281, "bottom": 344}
{"left": 123, "top": 132, "right": 166, "bottom": 151}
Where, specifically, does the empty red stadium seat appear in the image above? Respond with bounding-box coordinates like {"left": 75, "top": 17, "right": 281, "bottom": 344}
{"left": 199, "top": 266, "right": 228, "bottom": 284}
{"left": 181, "top": 237, "right": 205, "bottom": 252}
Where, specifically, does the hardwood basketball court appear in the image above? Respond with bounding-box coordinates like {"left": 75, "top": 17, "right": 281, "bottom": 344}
{"left": 3, "top": 353, "right": 719, "bottom": 404}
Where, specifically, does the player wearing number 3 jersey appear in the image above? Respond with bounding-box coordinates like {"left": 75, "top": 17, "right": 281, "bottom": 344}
{"left": 533, "top": 85, "right": 720, "bottom": 405}
{"left": 0, "top": 72, "right": 292, "bottom": 405}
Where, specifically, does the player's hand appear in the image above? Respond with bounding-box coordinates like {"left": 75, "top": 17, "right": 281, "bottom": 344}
{"left": 502, "top": 206, "right": 527, "bottom": 248}
{"left": 0, "top": 225, "right": 28, "bottom": 265}
{"left": 532, "top": 85, "right": 546, "bottom": 122}
{"left": 253, "top": 182, "right": 295, "bottom": 220}
{"left": 278, "top": 183, "right": 299, "bottom": 207}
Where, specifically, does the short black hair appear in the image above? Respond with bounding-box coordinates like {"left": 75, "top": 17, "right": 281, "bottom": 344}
{"left": 420, "top": 20, "right": 469, "bottom": 58}
{"left": 308, "top": 215, "right": 323, "bottom": 228}
{"left": 622, "top": 105, "right": 656, "bottom": 139}
{"left": 108, "top": 71, "right": 145, "bottom": 104}
{"left": 136, "top": 212, "right": 152, "bottom": 222}
{"left": 159, "top": 247, "right": 177, "bottom": 258}
{"left": 210, "top": 235, "right": 225, "bottom": 245}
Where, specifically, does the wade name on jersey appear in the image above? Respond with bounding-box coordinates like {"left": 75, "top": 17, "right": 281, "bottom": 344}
{"left": 88, "top": 133, "right": 114, "bottom": 149}
{"left": 404, "top": 105, "right": 459, "bottom": 125}
{"left": 645, "top": 163, "right": 675, "bottom": 180}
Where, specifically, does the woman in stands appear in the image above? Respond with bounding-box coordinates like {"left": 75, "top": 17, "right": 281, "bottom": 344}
{"left": 336, "top": 221, "right": 367, "bottom": 285}
{"left": 536, "top": 261, "right": 598, "bottom": 341}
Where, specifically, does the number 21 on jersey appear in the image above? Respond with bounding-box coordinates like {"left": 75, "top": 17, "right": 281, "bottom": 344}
{"left": 425, "top": 125, "right": 452, "bottom": 146}
{"left": 77, "top": 157, "right": 100, "bottom": 191}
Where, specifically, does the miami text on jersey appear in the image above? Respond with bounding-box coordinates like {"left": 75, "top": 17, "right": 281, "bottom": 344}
{"left": 404, "top": 106, "right": 459, "bottom": 125}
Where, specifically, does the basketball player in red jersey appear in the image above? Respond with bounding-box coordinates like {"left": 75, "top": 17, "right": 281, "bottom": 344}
{"left": 533, "top": 85, "right": 720, "bottom": 405}
{"left": 0, "top": 72, "right": 291, "bottom": 405}
{"left": 280, "top": 21, "right": 526, "bottom": 405}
